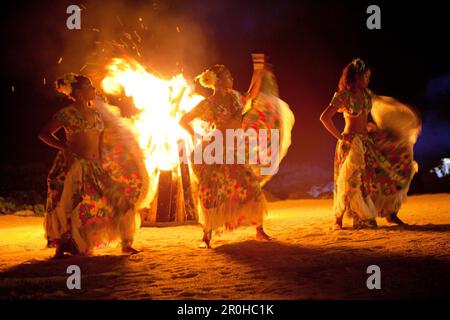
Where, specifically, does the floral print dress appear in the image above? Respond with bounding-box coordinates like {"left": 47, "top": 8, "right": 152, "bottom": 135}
{"left": 45, "top": 104, "right": 148, "bottom": 254}
{"left": 191, "top": 70, "right": 294, "bottom": 232}
{"left": 330, "top": 89, "right": 419, "bottom": 223}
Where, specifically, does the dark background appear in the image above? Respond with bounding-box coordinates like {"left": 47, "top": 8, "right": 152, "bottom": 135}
{"left": 1, "top": 0, "right": 449, "bottom": 201}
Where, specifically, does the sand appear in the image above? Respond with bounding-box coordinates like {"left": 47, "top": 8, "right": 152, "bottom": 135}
{"left": 0, "top": 194, "right": 449, "bottom": 299}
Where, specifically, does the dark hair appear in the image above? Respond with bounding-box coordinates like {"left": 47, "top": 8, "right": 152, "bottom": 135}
{"left": 197, "top": 64, "right": 232, "bottom": 89}
{"left": 338, "top": 58, "right": 371, "bottom": 92}
{"left": 211, "top": 65, "right": 230, "bottom": 78}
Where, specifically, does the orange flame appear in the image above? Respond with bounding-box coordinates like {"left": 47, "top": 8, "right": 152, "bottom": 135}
{"left": 102, "top": 58, "right": 204, "bottom": 206}
{"left": 102, "top": 58, "right": 203, "bottom": 169}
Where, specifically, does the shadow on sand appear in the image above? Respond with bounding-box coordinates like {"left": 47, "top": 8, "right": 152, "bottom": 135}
{"left": 0, "top": 227, "right": 449, "bottom": 299}
{"left": 0, "top": 254, "right": 133, "bottom": 299}
{"left": 214, "top": 239, "right": 450, "bottom": 299}
{"left": 378, "top": 223, "right": 450, "bottom": 233}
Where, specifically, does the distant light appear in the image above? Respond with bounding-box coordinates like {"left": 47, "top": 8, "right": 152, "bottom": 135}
{"left": 432, "top": 158, "right": 450, "bottom": 179}
{"left": 307, "top": 182, "right": 334, "bottom": 198}
{"left": 58, "top": 57, "right": 63, "bottom": 64}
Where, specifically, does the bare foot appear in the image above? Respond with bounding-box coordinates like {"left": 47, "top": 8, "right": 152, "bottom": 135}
{"left": 53, "top": 245, "right": 65, "bottom": 259}
{"left": 332, "top": 223, "right": 342, "bottom": 231}
{"left": 122, "top": 246, "right": 140, "bottom": 255}
{"left": 64, "top": 239, "right": 79, "bottom": 255}
{"left": 199, "top": 230, "right": 212, "bottom": 249}
{"left": 53, "top": 240, "right": 79, "bottom": 259}
{"left": 199, "top": 242, "right": 211, "bottom": 249}
{"left": 332, "top": 217, "right": 343, "bottom": 230}
{"left": 353, "top": 219, "right": 378, "bottom": 229}
{"left": 386, "top": 214, "right": 407, "bottom": 225}
{"left": 256, "top": 228, "right": 272, "bottom": 241}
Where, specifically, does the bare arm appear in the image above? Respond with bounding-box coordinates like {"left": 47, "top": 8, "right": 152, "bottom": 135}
{"left": 247, "top": 68, "right": 263, "bottom": 100}
{"left": 179, "top": 100, "right": 207, "bottom": 137}
{"left": 247, "top": 54, "right": 266, "bottom": 100}
{"left": 320, "top": 103, "right": 343, "bottom": 141}
{"left": 38, "top": 117, "right": 67, "bottom": 151}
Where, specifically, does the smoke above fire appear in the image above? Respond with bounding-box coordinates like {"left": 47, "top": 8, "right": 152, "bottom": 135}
{"left": 76, "top": 1, "right": 220, "bottom": 83}
{"left": 3, "top": 0, "right": 221, "bottom": 95}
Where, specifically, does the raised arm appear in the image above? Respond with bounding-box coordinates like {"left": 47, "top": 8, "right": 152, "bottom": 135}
{"left": 247, "top": 69, "right": 264, "bottom": 100}
{"left": 320, "top": 102, "right": 343, "bottom": 141}
{"left": 247, "top": 53, "right": 266, "bottom": 100}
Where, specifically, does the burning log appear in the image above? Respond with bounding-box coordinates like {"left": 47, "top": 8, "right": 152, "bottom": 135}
{"left": 169, "top": 170, "right": 179, "bottom": 222}
{"left": 155, "top": 170, "right": 173, "bottom": 222}
{"left": 101, "top": 58, "right": 204, "bottom": 227}
{"left": 141, "top": 164, "right": 197, "bottom": 226}
{"left": 179, "top": 162, "right": 196, "bottom": 221}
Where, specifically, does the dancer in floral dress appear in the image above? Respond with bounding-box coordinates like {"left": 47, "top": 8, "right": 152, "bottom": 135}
{"left": 39, "top": 73, "right": 148, "bottom": 258}
{"left": 320, "top": 58, "right": 420, "bottom": 229}
{"left": 180, "top": 55, "right": 294, "bottom": 247}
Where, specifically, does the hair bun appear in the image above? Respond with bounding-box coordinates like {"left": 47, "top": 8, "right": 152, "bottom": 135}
{"left": 55, "top": 73, "right": 78, "bottom": 96}
{"left": 352, "top": 58, "right": 366, "bottom": 72}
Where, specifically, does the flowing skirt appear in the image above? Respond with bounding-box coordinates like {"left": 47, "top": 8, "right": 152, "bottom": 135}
{"left": 45, "top": 153, "right": 136, "bottom": 253}
{"left": 334, "top": 97, "right": 420, "bottom": 222}
{"left": 193, "top": 161, "right": 268, "bottom": 232}
{"left": 45, "top": 103, "right": 149, "bottom": 253}
{"left": 192, "top": 70, "right": 294, "bottom": 233}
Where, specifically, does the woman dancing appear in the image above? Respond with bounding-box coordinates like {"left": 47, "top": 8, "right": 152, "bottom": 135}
{"left": 180, "top": 55, "right": 294, "bottom": 248}
{"left": 320, "top": 58, "right": 420, "bottom": 229}
{"left": 39, "top": 73, "right": 148, "bottom": 258}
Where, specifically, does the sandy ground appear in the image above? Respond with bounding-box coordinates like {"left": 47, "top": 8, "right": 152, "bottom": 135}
{"left": 0, "top": 194, "right": 449, "bottom": 300}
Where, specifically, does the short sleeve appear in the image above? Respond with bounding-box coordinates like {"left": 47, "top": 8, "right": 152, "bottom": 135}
{"left": 52, "top": 107, "right": 70, "bottom": 126}
{"left": 52, "top": 107, "right": 78, "bottom": 131}
{"left": 329, "top": 90, "right": 349, "bottom": 113}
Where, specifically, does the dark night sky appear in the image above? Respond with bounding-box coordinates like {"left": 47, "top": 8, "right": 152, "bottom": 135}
{"left": 1, "top": 0, "right": 449, "bottom": 194}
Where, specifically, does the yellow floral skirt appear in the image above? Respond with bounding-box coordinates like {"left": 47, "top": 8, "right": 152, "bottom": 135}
{"left": 192, "top": 162, "right": 268, "bottom": 233}
{"left": 45, "top": 153, "right": 140, "bottom": 254}
{"left": 334, "top": 130, "right": 418, "bottom": 222}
